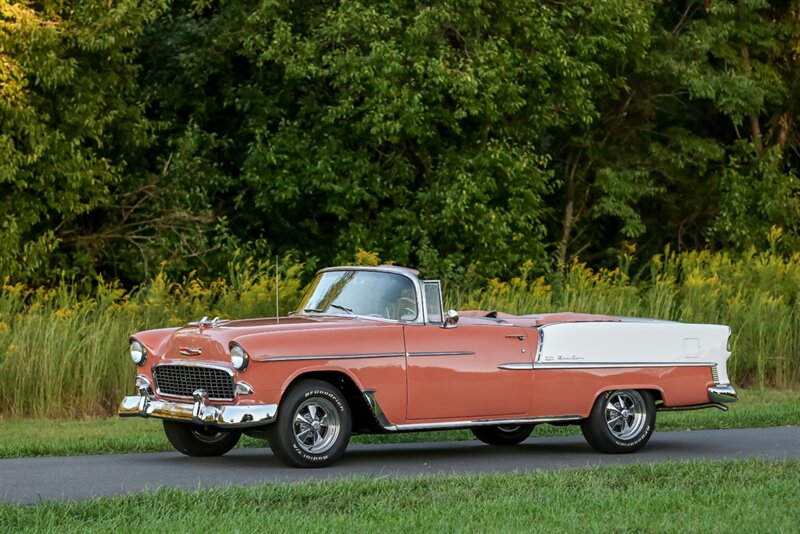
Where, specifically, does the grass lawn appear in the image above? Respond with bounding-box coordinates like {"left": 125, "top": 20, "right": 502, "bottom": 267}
{"left": 0, "top": 459, "right": 797, "bottom": 532}
{"left": 0, "top": 388, "right": 797, "bottom": 459}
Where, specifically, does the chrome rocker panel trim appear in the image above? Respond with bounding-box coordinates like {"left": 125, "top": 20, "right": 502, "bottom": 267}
{"left": 362, "top": 390, "right": 580, "bottom": 431}
{"left": 394, "top": 414, "right": 582, "bottom": 431}
{"left": 118, "top": 391, "right": 277, "bottom": 428}
{"left": 658, "top": 402, "right": 729, "bottom": 412}
{"left": 708, "top": 384, "right": 738, "bottom": 404}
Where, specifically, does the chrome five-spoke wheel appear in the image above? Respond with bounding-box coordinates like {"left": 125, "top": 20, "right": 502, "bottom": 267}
{"left": 603, "top": 390, "right": 647, "bottom": 440}
{"left": 293, "top": 397, "right": 341, "bottom": 454}
{"left": 581, "top": 389, "right": 656, "bottom": 454}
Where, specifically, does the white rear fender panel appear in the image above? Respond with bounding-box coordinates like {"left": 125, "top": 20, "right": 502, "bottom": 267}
{"left": 537, "top": 321, "right": 732, "bottom": 384}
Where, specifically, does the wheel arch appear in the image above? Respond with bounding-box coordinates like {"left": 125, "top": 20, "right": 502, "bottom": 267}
{"left": 282, "top": 370, "right": 383, "bottom": 433}
{"left": 588, "top": 386, "right": 664, "bottom": 417}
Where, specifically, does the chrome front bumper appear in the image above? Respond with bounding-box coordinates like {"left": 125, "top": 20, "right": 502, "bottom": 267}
{"left": 118, "top": 390, "right": 278, "bottom": 428}
{"left": 708, "top": 384, "right": 738, "bottom": 404}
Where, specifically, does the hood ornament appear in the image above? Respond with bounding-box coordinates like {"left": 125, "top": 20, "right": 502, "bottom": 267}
{"left": 188, "top": 316, "right": 230, "bottom": 332}
{"left": 179, "top": 347, "right": 203, "bottom": 356}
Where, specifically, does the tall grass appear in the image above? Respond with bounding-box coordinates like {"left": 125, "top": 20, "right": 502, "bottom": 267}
{"left": 0, "top": 258, "right": 305, "bottom": 418}
{"left": 458, "top": 250, "right": 800, "bottom": 389}
{"left": 1, "top": 250, "right": 798, "bottom": 418}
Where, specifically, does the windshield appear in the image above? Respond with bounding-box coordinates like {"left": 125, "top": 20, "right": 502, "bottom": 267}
{"left": 296, "top": 270, "right": 418, "bottom": 321}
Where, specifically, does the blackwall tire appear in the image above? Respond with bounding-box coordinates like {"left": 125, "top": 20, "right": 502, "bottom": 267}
{"left": 471, "top": 424, "right": 535, "bottom": 446}
{"left": 581, "top": 389, "right": 656, "bottom": 454}
{"left": 266, "top": 379, "right": 352, "bottom": 468}
{"left": 162, "top": 420, "right": 241, "bottom": 457}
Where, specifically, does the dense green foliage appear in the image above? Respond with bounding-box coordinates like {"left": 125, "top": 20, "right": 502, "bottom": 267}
{"left": 2, "top": 389, "right": 797, "bottom": 457}
{"left": 2, "top": 0, "right": 799, "bottom": 284}
{"left": 1, "top": 250, "right": 799, "bottom": 418}
{"left": 1, "top": 460, "right": 799, "bottom": 532}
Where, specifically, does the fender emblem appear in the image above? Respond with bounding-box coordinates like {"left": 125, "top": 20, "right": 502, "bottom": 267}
{"left": 179, "top": 347, "right": 203, "bottom": 356}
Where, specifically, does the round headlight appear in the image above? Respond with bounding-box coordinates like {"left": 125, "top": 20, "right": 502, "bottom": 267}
{"left": 230, "top": 343, "right": 249, "bottom": 371}
{"left": 130, "top": 340, "right": 147, "bottom": 366}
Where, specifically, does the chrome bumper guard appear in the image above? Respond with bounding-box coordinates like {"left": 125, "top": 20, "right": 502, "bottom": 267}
{"left": 118, "top": 389, "right": 278, "bottom": 428}
{"left": 708, "top": 384, "right": 738, "bottom": 404}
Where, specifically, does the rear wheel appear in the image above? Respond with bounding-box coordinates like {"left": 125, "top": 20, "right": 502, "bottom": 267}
{"left": 581, "top": 389, "right": 655, "bottom": 453}
{"left": 471, "top": 424, "right": 535, "bottom": 446}
{"left": 162, "top": 421, "right": 241, "bottom": 457}
{"left": 266, "top": 379, "right": 352, "bottom": 468}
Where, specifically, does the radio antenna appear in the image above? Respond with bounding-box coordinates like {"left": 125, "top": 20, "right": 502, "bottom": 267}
{"left": 275, "top": 255, "right": 280, "bottom": 324}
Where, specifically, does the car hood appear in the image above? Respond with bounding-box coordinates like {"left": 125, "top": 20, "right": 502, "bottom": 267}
{"left": 136, "top": 315, "right": 399, "bottom": 364}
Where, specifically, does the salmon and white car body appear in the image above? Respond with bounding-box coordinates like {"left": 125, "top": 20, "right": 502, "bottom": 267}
{"left": 118, "top": 265, "right": 737, "bottom": 467}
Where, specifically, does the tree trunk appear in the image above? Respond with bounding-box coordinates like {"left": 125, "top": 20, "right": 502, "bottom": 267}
{"left": 558, "top": 156, "right": 577, "bottom": 265}
{"left": 740, "top": 46, "right": 764, "bottom": 155}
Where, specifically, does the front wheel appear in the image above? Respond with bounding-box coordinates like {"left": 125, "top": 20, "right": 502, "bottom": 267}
{"left": 581, "top": 389, "right": 655, "bottom": 454}
{"left": 162, "top": 421, "right": 241, "bottom": 457}
{"left": 471, "top": 424, "right": 535, "bottom": 446}
{"left": 266, "top": 379, "right": 352, "bottom": 468}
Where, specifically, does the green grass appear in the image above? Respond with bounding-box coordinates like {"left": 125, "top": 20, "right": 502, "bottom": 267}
{"left": 1, "top": 389, "right": 797, "bottom": 459}
{"left": 0, "top": 460, "right": 797, "bottom": 532}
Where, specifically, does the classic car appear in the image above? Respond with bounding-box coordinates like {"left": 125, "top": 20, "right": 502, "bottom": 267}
{"left": 119, "top": 265, "right": 738, "bottom": 467}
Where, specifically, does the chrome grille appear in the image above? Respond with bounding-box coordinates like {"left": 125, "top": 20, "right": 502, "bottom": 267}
{"left": 711, "top": 365, "right": 720, "bottom": 384}
{"left": 153, "top": 365, "right": 235, "bottom": 400}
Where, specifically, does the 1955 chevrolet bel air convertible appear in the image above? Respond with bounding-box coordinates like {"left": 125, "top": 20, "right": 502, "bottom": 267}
{"left": 119, "top": 265, "right": 738, "bottom": 467}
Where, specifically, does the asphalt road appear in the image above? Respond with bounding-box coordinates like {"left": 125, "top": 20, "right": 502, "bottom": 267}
{"left": 1, "top": 426, "right": 798, "bottom": 504}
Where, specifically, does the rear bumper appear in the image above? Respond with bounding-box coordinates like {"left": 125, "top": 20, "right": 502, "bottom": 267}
{"left": 118, "top": 392, "right": 278, "bottom": 428}
{"left": 708, "top": 384, "right": 738, "bottom": 404}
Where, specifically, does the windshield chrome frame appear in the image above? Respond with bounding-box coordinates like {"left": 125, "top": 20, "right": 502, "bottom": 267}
{"left": 302, "top": 266, "right": 432, "bottom": 325}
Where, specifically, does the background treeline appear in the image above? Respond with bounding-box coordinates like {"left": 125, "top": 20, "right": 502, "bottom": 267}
{"left": 2, "top": 251, "right": 799, "bottom": 417}
{"left": 2, "top": 0, "right": 799, "bottom": 285}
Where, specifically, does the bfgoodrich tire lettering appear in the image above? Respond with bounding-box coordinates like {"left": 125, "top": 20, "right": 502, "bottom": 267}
{"left": 162, "top": 421, "right": 241, "bottom": 457}
{"left": 471, "top": 424, "right": 535, "bottom": 446}
{"left": 266, "top": 379, "right": 352, "bottom": 468}
{"left": 581, "top": 389, "right": 656, "bottom": 454}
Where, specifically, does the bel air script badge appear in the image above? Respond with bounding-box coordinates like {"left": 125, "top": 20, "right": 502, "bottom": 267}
{"left": 544, "top": 354, "right": 584, "bottom": 361}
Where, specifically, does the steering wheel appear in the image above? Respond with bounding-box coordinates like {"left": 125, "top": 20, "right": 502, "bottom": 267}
{"left": 396, "top": 296, "right": 417, "bottom": 320}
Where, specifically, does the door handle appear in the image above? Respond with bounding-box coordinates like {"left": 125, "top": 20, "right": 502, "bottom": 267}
{"left": 504, "top": 334, "right": 526, "bottom": 341}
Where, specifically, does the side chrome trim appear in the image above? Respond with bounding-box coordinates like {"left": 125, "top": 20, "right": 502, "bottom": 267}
{"left": 407, "top": 351, "right": 475, "bottom": 357}
{"left": 258, "top": 352, "right": 405, "bottom": 362}
{"left": 362, "top": 390, "right": 397, "bottom": 430}
{"left": 533, "top": 362, "right": 716, "bottom": 370}
{"left": 708, "top": 384, "right": 738, "bottom": 404}
{"left": 360, "top": 389, "right": 581, "bottom": 432}
{"left": 498, "top": 363, "right": 534, "bottom": 370}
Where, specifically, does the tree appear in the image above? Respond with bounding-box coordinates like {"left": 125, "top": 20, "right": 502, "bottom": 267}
{"left": 135, "top": 0, "right": 658, "bottom": 278}
{"left": 0, "top": 0, "right": 169, "bottom": 283}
